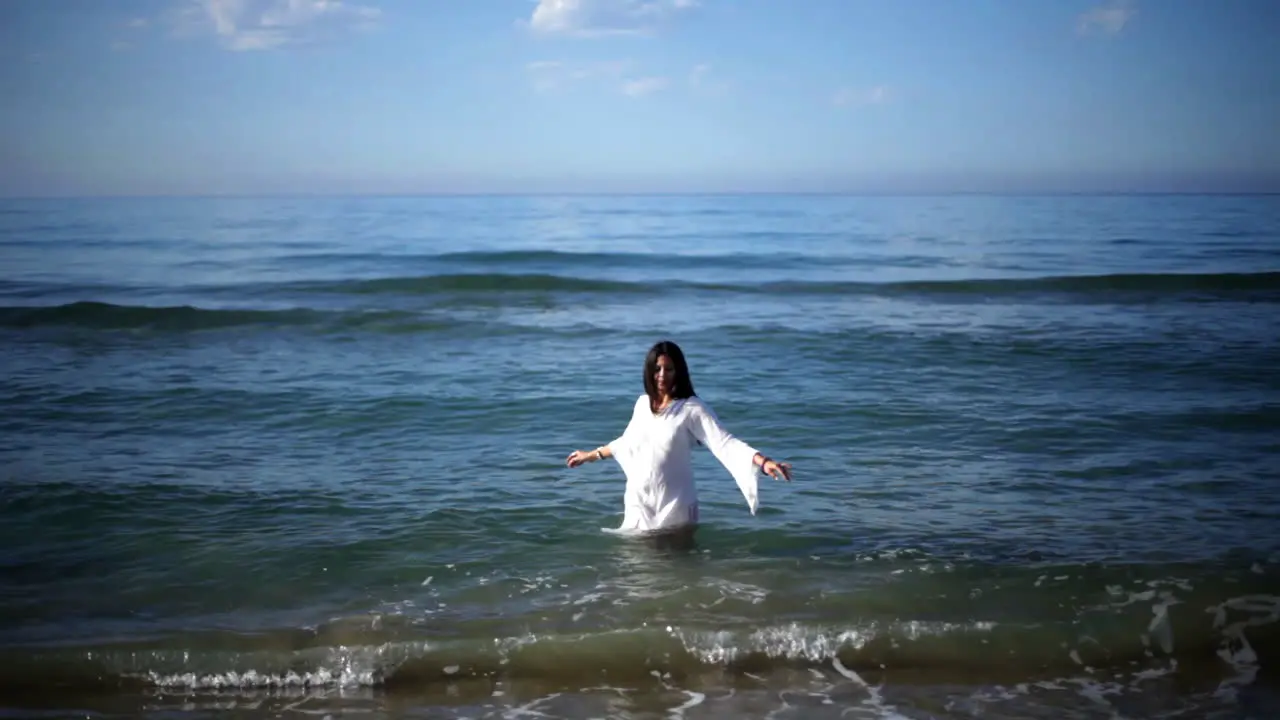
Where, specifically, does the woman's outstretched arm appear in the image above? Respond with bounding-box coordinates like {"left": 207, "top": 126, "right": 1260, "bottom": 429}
{"left": 684, "top": 397, "right": 792, "bottom": 516}
{"left": 686, "top": 398, "right": 793, "bottom": 482}
{"left": 566, "top": 445, "right": 613, "bottom": 467}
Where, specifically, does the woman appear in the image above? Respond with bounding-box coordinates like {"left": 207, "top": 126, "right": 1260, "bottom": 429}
{"left": 566, "top": 340, "right": 792, "bottom": 538}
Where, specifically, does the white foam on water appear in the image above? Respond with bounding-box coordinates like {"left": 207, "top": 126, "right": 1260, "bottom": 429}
{"left": 1083, "top": 578, "right": 1189, "bottom": 667}
{"left": 1146, "top": 577, "right": 1195, "bottom": 593}
{"left": 763, "top": 690, "right": 791, "bottom": 720}
{"left": 132, "top": 638, "right": 446, "bottom": 692}
{"left": 895, "top": 618, "right": 997, "bottom": 639}
{"left": 577, "top": 684, "right": 630, "bottom": 698}
{"left": 673, "top": 618, "right": 1001, "bottom": 671}
{"left": 853, "top": 548, "right": 923, "bottom": 563}
{"left": 515, "top": 573, "right": 558, "bottom": 595}
{"left": 1132, "top": 660, "right": 1177, "bottom": 682}
{"left": 1147, "top": 598, "right": 1177, "bottom": 654}
{"left": 277, "top": 690, "right": 337, "bottom": 716}
{"left": 492, "top": 631, "right": 542, "bottom": 662}
{"left": 703, "top": 577, "right": 770, "bottom": 605}
{"left": 908, "top": 561, "right": 955, "bottom": 575}
{"left": 677, "top": 622, "right": 873, "bottom": 664}
{"left": 960, "top": 651, "right": 1198, "bottom": 718}
{"left": 1066, "top": 677, "right": 1130, "bottom": 718}
{"left": 1208, "top": 593, "right": 1279, "bottom": 702}
{"left": 500, "top": 691, "right": 560, "bottom": 720}
{"left": 667, "top": 690, "right": 705, "bottom": 719}
{"left": 146, "top": 667, "right": 377, "bottom": 690}
{"left": 831, "top": 657, "right": 865, "bottom": 686}
{"left": 831, "top": 657, "right": 912, "bottom": 720}
{"left": 1119, "top": 589, "right": 1156, "bottom": 606}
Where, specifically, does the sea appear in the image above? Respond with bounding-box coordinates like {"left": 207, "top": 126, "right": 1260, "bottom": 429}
{"left": 1, "top": 193, "right": 1279, "bottom": 719}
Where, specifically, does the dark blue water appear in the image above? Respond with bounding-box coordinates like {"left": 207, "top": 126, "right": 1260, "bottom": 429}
{"left": 1, "top": 194, "right": 1279, "bottom": 719}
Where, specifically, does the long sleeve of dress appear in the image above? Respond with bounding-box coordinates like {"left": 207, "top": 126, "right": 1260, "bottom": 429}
{"left": 684, "top": 398, "right": 762, "bottom": 515}
{"left": 605, "top": 395, "right": 645, "bottom": 461}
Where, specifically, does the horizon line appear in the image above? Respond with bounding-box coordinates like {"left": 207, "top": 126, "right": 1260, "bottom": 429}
{"left": 4, "top": 189, "right": 1280, "bottom": 201}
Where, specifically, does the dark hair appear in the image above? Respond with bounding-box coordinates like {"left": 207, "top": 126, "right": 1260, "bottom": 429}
{"left": 643, "top": 340, "right": 696, "bottom": 413}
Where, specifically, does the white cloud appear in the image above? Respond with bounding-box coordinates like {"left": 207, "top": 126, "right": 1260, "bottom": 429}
{"left": 106, "top": 15, "right": 152, "bottom": 51}
{"left": 686, "top": 62, "right": 731, "bottom": 96}
{"left": 621, "top": 76, "right": 668, "bottom": 97}
{"left": 688, "top": 63, "right": 709, "bottom": 86}
{"left": 832, "top": 85, "right": 891, "bottom": 107}
{"left": 524, "top": 60, "right": 668, "bottom": 98}
{"left": 172, "top": 0, "right": 381, "bottom": 51}
{"left": 1077, "top": 0, "right": 1137, "bottom": 36}
{"left": 526, "top": 0, "right": 696, "bottom": 37}
{"left": 109, "top": 16, "right": 150, "bottom": 51}
{"left": 525, "top": 59, "right": 633, "bottom": 92}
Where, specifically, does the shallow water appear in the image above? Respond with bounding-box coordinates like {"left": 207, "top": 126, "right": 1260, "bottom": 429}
{"left": 1, "top": 194, "right": 1279, "bottom": 718}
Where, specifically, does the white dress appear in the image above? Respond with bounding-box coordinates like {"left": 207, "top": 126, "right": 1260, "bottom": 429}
{"left": 603, "top": 394, "right": 762, "bottom": 535}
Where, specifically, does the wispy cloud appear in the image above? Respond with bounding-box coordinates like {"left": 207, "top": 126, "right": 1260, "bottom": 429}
{"left": 621, "top": 76, "right": 668, "bottom": 97}
{"left": 1077, "top": 0, "right": 1137, "bottom": 36}
{"left": 832, "top": 85, "right": 891, "bottom": 108}
{"left": 687, "top": 62, "right": 731, "bottom": 96}
{"left": 109, "top": 16, "right": 151, "bottom": 51}
{"left": 525, "top": 0, "right": 697, "bottom": 38}
{"left": 525, "top": 59, "right": 632, "bottom": 92}
{"left": 688, "top": 63, "right": 709, "bottom": 87}
{"left": 170, "top": 0, "right": 381, "bottom": 51}
{"left": 525, "top": 59, "right": 668, "bottom": 98}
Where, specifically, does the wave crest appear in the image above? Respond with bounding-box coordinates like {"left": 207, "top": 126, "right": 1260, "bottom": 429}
{"left": 4, "top": 601, "right": 1276, "bottom": 693}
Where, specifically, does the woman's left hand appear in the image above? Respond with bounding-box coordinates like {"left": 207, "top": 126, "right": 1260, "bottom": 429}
{"left": 761, "top": 458, "right": 793, "bottom": 482}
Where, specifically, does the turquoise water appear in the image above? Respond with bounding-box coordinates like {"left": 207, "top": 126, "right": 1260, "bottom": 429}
{"left": 1, "top": 194, "right": 1279, "bottom": 719}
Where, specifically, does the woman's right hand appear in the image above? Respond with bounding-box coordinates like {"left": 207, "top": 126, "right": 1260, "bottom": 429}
{"left": 566, "top": 449, "right": 597, "bottom": 468}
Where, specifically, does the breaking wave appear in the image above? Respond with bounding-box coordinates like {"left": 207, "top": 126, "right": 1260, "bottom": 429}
{"left": 3, "top": 594, "right": 1276, "bottom": 694}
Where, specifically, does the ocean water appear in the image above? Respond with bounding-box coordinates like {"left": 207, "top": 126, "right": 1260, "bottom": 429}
{"left": 1, "top": 193, "right": 1279, "bottom": 719}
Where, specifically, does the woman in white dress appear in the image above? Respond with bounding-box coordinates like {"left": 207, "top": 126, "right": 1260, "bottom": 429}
{"left": 566, "top": 340, "right": 792, "bottom": 543}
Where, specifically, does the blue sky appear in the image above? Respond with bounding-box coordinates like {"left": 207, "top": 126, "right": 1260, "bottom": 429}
{"left": 1, "top": 0, "right": 1277, "bottom": 195}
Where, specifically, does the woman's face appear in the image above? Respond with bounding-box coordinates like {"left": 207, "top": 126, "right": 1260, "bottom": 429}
{"left": 654, "top": 354, "right": 677, "bottom": 396}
